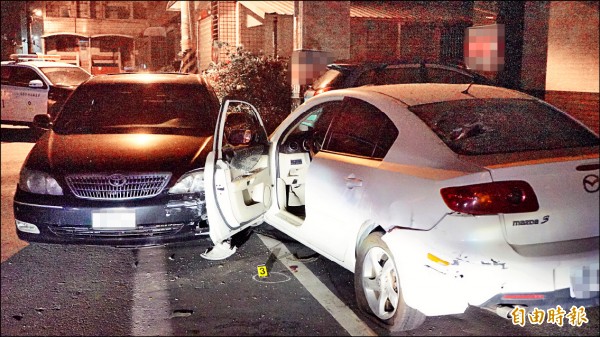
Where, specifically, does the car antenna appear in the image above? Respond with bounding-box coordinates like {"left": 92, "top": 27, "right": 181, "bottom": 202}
{"left": 461, "top": 81, "right": 475, "bottom": 96}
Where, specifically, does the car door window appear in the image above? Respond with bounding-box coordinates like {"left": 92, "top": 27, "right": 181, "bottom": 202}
{"left": 1, "top": 66, "right": 13, "bottom": 85}
{"left": 426, "top": 67, "right": 472, "bottom": 84}
{"left": 381, "top": 67, "right": 424, "bottom": 84}
{"left": 12, "top": 67, "right": 46, "bottom": 88}
{"left": 323, "top": 98, "right": 398, "bottom": 159}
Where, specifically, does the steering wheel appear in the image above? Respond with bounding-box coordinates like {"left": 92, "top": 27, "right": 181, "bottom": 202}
{"left": 305, "top": 131, "right": 324, "bottom": 159}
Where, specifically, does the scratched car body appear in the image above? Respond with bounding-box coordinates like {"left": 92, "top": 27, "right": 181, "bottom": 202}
{"left": 205, "top": 83, "right": 599, "bottom": 331}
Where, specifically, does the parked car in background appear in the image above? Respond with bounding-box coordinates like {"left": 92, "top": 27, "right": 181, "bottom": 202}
{"left": 14, "top": 73, "right": 221, "bottom": 246}
{"left": 303, "top": 61, "right": 494, "bottom": 101}
{"left": 1, "top": 54, "right": 92, "bottom": 125}
{"left": 205, "top": 83, "right": 599, "bottom": 332}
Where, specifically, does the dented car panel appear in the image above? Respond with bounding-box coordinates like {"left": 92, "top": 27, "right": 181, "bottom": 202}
{"left": 382, "top": 214, "right": 599, "bottom": 317}
{"left": 205, "top": 83, "right": 599, "bottom": 332}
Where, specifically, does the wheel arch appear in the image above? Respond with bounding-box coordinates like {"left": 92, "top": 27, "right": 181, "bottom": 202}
{"left": 355, "top": 220, "right": 386, "bottom": 257}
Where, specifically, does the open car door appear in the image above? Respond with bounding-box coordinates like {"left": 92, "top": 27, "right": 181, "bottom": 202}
{"left": 205, "top": 99, "right": 271, "bottom": 246}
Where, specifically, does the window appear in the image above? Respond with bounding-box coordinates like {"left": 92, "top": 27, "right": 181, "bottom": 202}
{"left": 426, "top": 67, "right": 472, "bottom": 84}
{"left": 133, "top": 2, "right": 147, "bottom": 19}
{"left": 312, "top": 70, "right": 345, "bottom": 90}
{"left": 75, "top": 1, "right": 90, "bottom": 18}
{"left": 440, "top": 25, "right": 465, "bottom": 64}
{"left": 45, "top": 2, "right": 71, "bottom": 17}
{"left": 410, "top": 98, "right": 599, "bottom": 155}
{"left": 323, "top": 98, "right": 398, "bottom": 159}
{"left": 1, "top": 66, "right": 13, "bottom": 85}
{"left": 356, "top": 66, "right": 425, "bottom": 86}
{"left": 12, "top": 67, "right": 45, "bottom": 88}
{"left": 105, "top": 4, "right": 130, "bottom": 19}
{"left": 55, "top": 83, "right": 218, "bottom": 136}
{"left": 60, "top": 6, "right": 70, "bottom": 17}
{"left": 39, "top": 67, "right": 91, "bottom": 87}
{"left": 56, "top": 36, "right": 78, "bottom": 52}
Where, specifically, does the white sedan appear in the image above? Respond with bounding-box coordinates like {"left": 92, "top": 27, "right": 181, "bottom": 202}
{"left": 202, "top": 83, "right": 599, "bottom": 331}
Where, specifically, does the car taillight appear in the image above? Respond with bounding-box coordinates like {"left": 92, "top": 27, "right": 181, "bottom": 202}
{"left": 314, "top": 87, "right": 332, "bottom": 96}
{"left": 440, "top": 181, "right": 539, "bottom": 215}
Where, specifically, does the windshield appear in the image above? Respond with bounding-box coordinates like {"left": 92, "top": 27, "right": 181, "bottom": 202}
{"left": 410, "top": 98, "right": 599, "bottom": 155}
{"left": 39, "top": 67, "right": 91, "bottom": 87}
{"left": 53, "top": 83, "right": 217, "bottom": 136}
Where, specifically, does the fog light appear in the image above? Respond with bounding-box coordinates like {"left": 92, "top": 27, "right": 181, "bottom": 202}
{"left": 16, "top": 220, "right": 40, "bottom": 234}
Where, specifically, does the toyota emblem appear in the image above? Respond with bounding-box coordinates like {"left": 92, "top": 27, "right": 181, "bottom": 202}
{"left": 108, "top": 174, "right": 127, "bottom": 187}
{"left": 583, "top": 174, "right": 599, "bottom": 193}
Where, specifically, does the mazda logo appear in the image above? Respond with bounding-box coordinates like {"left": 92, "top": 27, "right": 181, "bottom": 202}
{"left": 583, "top": 174, "right": 599, "bottom": 193}
{"left": 108, "top": 174, "right": 127, "bottom": 187}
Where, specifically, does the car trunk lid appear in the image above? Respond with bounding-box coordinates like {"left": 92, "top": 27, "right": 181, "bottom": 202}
{"left": 471, "top": 150, "right": 599, "bottom": 246}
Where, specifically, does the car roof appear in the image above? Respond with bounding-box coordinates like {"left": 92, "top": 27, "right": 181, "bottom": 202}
{"left": 341, "top": 83, "right": 534, "bottom": 106}
{"left": 82, "top": 72, "right": 206, "bottom": 85}
{"left": 328, "top": 61, "right": 469, "bottom": 70}
{"left": 1, "top": 60, "right": 80, "bottom": 68}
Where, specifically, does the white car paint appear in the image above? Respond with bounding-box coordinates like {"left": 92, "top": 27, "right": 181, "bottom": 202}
{"left": 206, "top": 83, "right": 599, "bottom": 331}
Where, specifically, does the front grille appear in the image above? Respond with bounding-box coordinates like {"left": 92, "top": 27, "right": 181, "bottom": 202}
{"left": 48, "top": 223, "right": 185, "bottom": 238}
{"left": 65, "top": 173, "right": 171, "bottom": 200}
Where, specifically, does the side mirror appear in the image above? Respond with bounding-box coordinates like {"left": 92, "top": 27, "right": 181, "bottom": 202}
{"left": 33, "top": 114, "right": 52, "bottom": 129}
{"left": 227, "top": 129, "right": 253, "bottom": 146}
{"left": 28, "top": 79, "right": 45, "bottom": 88}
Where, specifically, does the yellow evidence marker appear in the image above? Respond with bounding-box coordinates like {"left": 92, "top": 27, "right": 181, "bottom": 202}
{"left": 257, "top": 265, "right": 269, "bottom": 278}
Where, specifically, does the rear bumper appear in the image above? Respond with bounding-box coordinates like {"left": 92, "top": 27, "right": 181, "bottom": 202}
{"left": 14, "top": 189, "right": 208, "bottom": 247}
{"left": 480, "top": 288, "right": 599, "bottom": 314}
{"left": 382, "top": 214, "right": 600, "bottom": 317}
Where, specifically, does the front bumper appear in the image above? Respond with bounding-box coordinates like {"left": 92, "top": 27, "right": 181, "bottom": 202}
{"left": 382, "top": 214, "right": 600, "bottom": 317}
{"left": 14, "top": 189, "right": 208, "bottom": 247}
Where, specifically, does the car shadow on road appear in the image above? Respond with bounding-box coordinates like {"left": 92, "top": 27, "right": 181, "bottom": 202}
{"left": 1, "top": 126, "right": 44, "bottom": 143}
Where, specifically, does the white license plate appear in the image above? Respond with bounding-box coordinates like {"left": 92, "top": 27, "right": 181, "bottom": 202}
{"left": 570, "top": 263, "right": 600, "bottom": 299}
{"left": 92, "top": 212, "right": 136, "bottom": 229}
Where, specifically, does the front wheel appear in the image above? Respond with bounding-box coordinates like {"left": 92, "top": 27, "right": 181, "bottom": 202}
{"left": 354, "top": 232, "right": 426, "bottom": 332}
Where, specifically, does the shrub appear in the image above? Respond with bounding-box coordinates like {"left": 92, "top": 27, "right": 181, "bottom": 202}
{"left": 204, "top": 47, "right": 292, "bottom": 134}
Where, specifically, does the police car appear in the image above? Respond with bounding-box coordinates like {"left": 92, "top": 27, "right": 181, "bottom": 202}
{"left": 1, "top": 54, "right": 92, "bottom": 126}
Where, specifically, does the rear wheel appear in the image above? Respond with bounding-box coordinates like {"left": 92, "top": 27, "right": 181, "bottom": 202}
{"left": 354, "top": 232, "right": 426, "bottom": 332}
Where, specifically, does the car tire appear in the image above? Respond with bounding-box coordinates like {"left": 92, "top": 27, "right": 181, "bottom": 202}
{"left": 354, "top": 231, "right": 426, "bottom": 332}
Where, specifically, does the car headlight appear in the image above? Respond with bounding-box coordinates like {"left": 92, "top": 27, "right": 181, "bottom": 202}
{"left": 19, "top": 167, "right": 63, "bottom": 195}
{"left": 169, "top": 169, "right": 204, "bottom": 194}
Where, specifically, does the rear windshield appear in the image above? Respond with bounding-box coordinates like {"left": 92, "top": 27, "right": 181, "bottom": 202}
{"left": 54, "top": 83, "right": 218, "bottom": 136}
{"left": 410, "top": 98, "right": 599, "bottom": 155}
{"left": 39, "top": 67, "right": 91, "bottom": 87}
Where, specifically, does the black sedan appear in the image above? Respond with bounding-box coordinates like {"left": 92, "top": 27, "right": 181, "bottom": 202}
{"left": 14, "top": 73, "right": 221, "bottom": 246}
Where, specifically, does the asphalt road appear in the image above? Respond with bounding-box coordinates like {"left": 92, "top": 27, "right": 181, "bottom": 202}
{"left": 1, "top": 125, "right": 598, "bottom": 336}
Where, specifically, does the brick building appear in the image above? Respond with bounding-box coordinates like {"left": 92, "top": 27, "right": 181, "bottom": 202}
{"left": 10, "top": 1, "right": 180, "bottom": 74}
{"left": 166, "top": 1, "right": 598, "bottom": 133}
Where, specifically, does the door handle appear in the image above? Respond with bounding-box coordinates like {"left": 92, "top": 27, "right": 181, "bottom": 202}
{"left": 345, "top": 174, "right": 362, "bottom": 189}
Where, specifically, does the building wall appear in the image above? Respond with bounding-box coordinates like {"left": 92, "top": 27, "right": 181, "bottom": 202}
{"left": 43, "top": 17, "right": 148, "bottom": 36}
{"left": 520, "top": 1, "right": 549, "bottom": 95}
{"left": 238, "top": 4, "right": 264, "bottom": 55}
{"left": 198, "top": 16, "right": 212, "bottom": 70}
{"left": 215, "top": 1, "right": 236, "bottom": 61}
{"left": 544, "top": 1, "right": 599, "bottom": 134}
{"left": 545, "top": 1, "right": 599, "bottom": 93}
{"left": 350, "top": 19, "right": 399, "bottom": 62}
{"left": 296, "top": 1, "right": 351, "bottom": 61}
{"left": 262, "top": 13, "right": 293, "bottom": 58}
{"left": 399, "top": 23, "right": 440, "bottom": 63}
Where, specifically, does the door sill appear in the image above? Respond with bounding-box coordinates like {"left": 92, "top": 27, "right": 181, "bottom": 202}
{"left": 269, "top": 210, "right": 304, "bottom": 227}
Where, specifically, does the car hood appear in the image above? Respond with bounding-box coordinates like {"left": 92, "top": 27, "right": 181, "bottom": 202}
{"left": 25, "top": 132, "right": 213, "bottom": 179}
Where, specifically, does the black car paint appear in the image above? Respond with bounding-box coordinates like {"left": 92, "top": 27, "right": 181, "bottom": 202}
{"left": 13, "top": 73, "right": 220, "bottom": 246}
